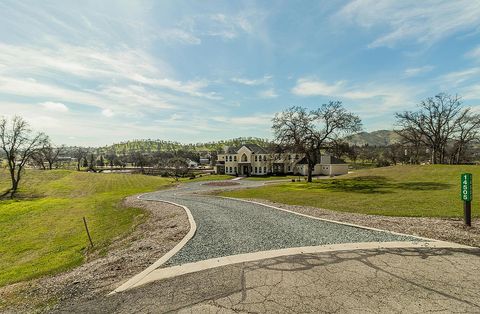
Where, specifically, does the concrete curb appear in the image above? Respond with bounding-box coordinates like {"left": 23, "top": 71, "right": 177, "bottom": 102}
{"left": 127, "top": 240, "right": 473, "bottom": 290}
{"left": 109, "top": 194, "right": 197, "bottom": 294}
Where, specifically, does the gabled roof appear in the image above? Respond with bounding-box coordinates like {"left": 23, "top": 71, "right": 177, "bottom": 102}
{"left": 224, "top": 143, "right": 268, "bottom": 154}
{"left": 242, "top": 143, "right": 267, "bottom": 154}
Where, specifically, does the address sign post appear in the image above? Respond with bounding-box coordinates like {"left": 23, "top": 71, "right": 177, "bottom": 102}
{"left": 461, "top": 173, "right": 472, "bottom": 227}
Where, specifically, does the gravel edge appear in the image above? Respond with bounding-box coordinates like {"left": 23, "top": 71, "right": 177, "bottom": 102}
{"left": 243, "top": 198, "right": 480, "bottom": 248}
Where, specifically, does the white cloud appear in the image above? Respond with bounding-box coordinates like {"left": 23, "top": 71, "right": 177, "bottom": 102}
{"left": 101, "top": 108, "right": 114, "bottom": 117}
{"left": 40, "top": 101, "right": 69, "bottom": 112}
{"left": 291, "top": 78, "right": 345, "bottom": 96}
{"left": 258, "top": 88, "right": 278, "bottom": 98}
{"left": 404, "top": 65, "right": 434, "bottom": 77}
{"left": 291, "top": 77, "right": 418, "bottom": 114}
{"left": 335, "top": 0, "right": 480, "bottom": 48}
{"left": 465, "top": 45, "right": 480, "bottom": 59}
{"left": 0, "top": 41, "right": 223, "bottom": 121}
{"left": 438, "top": 67, "right": 480, "bottom": 86}
{"left": 460, "top": 84, "right": 480, "bottom": 100}
{"left": 231, "top": 75, "right": 272, "bottom": 86}
{"left": 157, "top": 29, "right": 201, "bottom": 45}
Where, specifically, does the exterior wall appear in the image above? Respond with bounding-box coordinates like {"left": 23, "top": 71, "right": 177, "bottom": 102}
{"left": 316, "top": 164, "right": 349, "bottom": 176}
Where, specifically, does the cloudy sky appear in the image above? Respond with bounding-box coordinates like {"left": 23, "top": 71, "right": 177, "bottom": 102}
{"left": 1, "top": 0, "right": 480, "bottom": 146}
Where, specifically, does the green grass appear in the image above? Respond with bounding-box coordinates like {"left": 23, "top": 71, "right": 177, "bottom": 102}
{"left": 0, "top": 169, "right": 173, "bottom": 287}
{"left": 221, "top": 165, "right": 480, "bottom": 218}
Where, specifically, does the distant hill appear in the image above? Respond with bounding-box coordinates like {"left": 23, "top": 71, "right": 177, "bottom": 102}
{"left": 346, "top": 130, "right": 401, "bottom": 146}
{"left": 62, "top": 132, "right": 401, "bottom": 157}
{"left": 92, "top": 137, "right": 272, "bottom": 155}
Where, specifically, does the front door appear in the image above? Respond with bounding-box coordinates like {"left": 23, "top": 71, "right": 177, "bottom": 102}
{"left": 243, "top": 165, "right": 249, "bottom": 176}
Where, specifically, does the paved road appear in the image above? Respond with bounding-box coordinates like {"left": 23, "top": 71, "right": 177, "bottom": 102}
{"left": 139, "top": 180, "right": 420, "bottom": 266}
{"left": 55, "top": 247, "right": 480, "bottom": 313}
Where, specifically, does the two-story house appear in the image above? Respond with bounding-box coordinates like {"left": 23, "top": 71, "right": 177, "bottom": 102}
{"left": 214, "top": 143, "right": 348, "bottom": 176}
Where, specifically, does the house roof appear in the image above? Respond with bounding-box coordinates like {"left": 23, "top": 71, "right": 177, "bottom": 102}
{"left": 242, "top": 143, "right": 267, "bottom": 154}
{"left": 225, "top": 143, "right": 268, "bottom": 154}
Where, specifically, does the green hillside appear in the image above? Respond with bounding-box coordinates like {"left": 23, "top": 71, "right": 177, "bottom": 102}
{"left": 347, "top": 130, "right": 401, "bottom": 146}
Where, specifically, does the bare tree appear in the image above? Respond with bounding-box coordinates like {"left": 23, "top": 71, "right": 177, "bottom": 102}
{"left": 395, "top": 126, "right": 424, "bottom": 164}
{"left": 42, "top": 143, "right": 64, "bottom": 170}
{"left": 450, "top": 109, "right": 480, "bottom": 164}
{"left": 396, "top": 94, "right": 462, "bottom": 164}
{"left": 0, "top": 116, "right": 49, "bottom": 197}
{"left": 396, "top": 93, "right": 479, "bottom": 164}
{"left": 73, "top": 147, "right": 87, "bottom": 171}
{"left": 31, "top": 150, "right": 47, "bottom": 170}
{"left": 272, "top": 102, "right": 362, "bottom": 182}
{"left": 167, "top": 157, "right": 189, "bottom": 181}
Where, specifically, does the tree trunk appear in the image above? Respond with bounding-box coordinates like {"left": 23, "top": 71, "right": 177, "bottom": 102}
{"left": 307, "top": 164, "right": 313, "bottom": 183}
{"left": 10, "top": 178, "right": 19, "bottom": 198}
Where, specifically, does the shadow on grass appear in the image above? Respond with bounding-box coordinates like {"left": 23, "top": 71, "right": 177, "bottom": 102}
{"left": 312, "top": 176, "right": 452, "bottom": 194}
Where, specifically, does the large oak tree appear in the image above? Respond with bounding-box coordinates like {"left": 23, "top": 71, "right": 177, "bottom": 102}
{"left": 272, "top": 101, "right": 362, "bottom": 182}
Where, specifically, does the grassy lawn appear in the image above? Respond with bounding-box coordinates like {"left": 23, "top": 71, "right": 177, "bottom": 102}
{"left": 0, "top": 169, "right": 173, "bottom": 287}
{"left": 221, "top": 165, "right": 480, "bottom": 218}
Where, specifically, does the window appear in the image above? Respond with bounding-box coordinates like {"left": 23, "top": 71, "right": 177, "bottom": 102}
{"left": 259, "top": 167, "right": 262, "bottom": 173}
{"left": 288, "top": 155, "right": 291, "bottom": 160}
{"left": 255, "top": 155, "right": 258, "bottom": 162}
{"left": 230, "top": 167, "right": 233, "bottom": 172}
{"left": 234, "top": 156, "right": 237, "bottom": 162}
{"left": 264, "top": 167, "right": 267, "bottom": 173}
{"left": 288, "top": 166, "right": 291, "bottom": 171}
{"left": 254, "top": 167, "right": 257, "bottom": 173}
{"left": 263, "top": 155, "right": 267, "bottom": 161}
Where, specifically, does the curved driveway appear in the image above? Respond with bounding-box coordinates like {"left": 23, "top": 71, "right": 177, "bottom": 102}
{"left": 140, "top": 180, "right": 420, "bottom": 266}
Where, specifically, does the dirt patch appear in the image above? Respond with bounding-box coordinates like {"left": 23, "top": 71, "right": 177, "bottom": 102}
{"left": 202, "top": 182, "right": 240, "bottom": 187}
{"left": 246, "top": 199, "right": 480, "bottom": 248}
{"left": 0, "top": 196, "right": 190, "bottom": 313}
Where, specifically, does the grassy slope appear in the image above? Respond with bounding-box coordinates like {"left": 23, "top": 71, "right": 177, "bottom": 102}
{"left": 0, "top": 169, "right": 173, "bottom": 287}
{"left": 221, "top": 165, "right": 480, "bottom": 218}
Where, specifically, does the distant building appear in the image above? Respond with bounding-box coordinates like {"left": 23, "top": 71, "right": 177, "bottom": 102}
{"left": 186, "top": 159, "right": 199, "bottom": 168}
{"left": 199, "top": 158, "right": 210, "bottom": 165}
{"left": 214, "top": 143, "right": 348, "bottom": 176}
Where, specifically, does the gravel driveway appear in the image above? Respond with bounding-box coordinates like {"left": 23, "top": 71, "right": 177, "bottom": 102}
{"left": 140, "top": 180, "right": 421, "bottom": 265}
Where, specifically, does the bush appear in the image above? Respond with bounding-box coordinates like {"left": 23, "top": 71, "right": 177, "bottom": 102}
{"left": 376, "top": 159, "right": 391, "bottom": 167}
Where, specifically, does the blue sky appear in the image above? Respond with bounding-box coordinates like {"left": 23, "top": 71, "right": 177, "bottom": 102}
{"left": 1, "top": 0, "right": 480, "bottom": 146}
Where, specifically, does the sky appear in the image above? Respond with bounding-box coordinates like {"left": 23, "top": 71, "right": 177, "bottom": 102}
{"left": 1, "top": 0, "right": 480, "bottom": 146}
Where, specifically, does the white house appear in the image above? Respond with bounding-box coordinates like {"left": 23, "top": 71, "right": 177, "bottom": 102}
{"left": 214, "top": 144, "right": 348, "bottom": 176}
